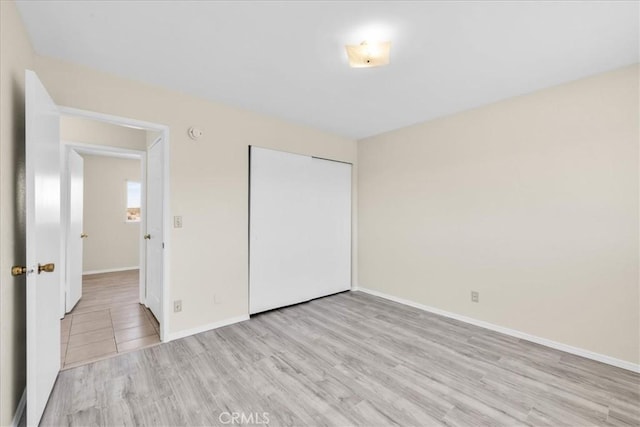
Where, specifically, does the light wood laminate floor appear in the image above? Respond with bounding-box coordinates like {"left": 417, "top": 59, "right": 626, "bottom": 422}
{"left": 60, "top": 270, "right": 160, "bottom": 370}
{"left": 44, "top": 291, "right": 639, "bottom": 426}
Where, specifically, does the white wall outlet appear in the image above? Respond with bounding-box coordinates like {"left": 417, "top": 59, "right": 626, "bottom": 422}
{"left": 173, "top": 216, "right": 183, "bottom": 228}
{"left": 471, "top": 291, "right": 479, "bottom": 303}
{"left": 174, "top": 299, "right": 182, "bottom": 312}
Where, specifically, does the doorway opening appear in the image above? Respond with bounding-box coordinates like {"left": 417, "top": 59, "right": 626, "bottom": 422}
{"left": 58, "top": 112, "right": 169, "bottom": 369}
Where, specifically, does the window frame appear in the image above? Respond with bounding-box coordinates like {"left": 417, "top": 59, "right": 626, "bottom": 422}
{"left": 125, "top": 180, "right": 142, "bottom": 223}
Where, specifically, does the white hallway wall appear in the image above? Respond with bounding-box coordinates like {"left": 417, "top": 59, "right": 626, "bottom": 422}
{"left": 61, "top": 115, "right": 147, "bottom": 274}
{"left": 61, "top": 115, "right": 147, "bottom": 151}
{"left": 81, "top": 155, "right": 141, "bottom": 273}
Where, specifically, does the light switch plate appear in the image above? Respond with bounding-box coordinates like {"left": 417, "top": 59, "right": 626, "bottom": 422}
{"left": 173, "top": 216, "right": 183, "bottom": 228}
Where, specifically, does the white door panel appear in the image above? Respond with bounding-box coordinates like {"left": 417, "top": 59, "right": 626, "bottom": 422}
{"left": 249, "top": 147, "right": 351, "bottom": 314}
{"left": 306, "top": 157, "right": 352, "bottom": 298}
{"left": 25, "top": 69, "right": 61, "bottom": 426}
{"left": 146, "top": 139, "right": 163, "bottom": 321}
{"left": 66, "top": 150, "right": 83, "bottom": 311}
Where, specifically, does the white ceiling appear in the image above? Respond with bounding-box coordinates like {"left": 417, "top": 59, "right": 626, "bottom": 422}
{"left": 16, "top": 1, "right": 639, "bottom": 139}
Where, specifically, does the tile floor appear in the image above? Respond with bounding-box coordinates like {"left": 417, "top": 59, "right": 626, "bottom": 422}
{"left": 60, "top": 270, "right": 160, "bottom": 369}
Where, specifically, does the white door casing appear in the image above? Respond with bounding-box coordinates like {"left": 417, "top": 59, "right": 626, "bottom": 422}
{"left": 146, "top": 138, "right": 163, "bottom": 321}
{"left": 25, "top": 69, "right": 61, "bottom": 426}
{"left": 57, "top": 107, "right": 170, "bottom": 340}
{"left": 66, "top": 149, "right": 83, "bottom": 311}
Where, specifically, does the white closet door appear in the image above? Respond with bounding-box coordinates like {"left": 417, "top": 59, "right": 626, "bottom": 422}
{"left": 306, "top": 156, "right": 352, "bottom": 298}
{"left": 249, "top": 147, "right": 351, "bottom": 314}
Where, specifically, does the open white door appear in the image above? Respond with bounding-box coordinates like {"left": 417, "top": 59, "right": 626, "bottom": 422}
{"left": 145, "top": 138, "right": 163, "bottom": 321}
{"left": 25, "top": 70, "right": 61, "bottom": 425}
{"left": 66, "top": 150, "right": 84, "bottom": 311}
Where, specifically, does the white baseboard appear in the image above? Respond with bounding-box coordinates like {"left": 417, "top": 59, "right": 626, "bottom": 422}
{"left": 355, "top": 287, "right": 640, "bottom": 373}
{"left": 167, "top": 314, "right": 249, "bottom": 341}
{"left": 83, "top": 266, "right": 139, "bottom": 275}
{"left": 11, "top": 388, "right": 26, "bottom": 427}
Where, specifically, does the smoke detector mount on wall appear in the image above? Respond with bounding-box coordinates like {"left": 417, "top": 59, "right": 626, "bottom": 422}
{"left": 188, "top": 127, "right": 203, "bottom": 140}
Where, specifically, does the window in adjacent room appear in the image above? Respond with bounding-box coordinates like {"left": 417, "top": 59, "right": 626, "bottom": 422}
{"left": 126, "top": 181, "right": 141, "bottom": 222}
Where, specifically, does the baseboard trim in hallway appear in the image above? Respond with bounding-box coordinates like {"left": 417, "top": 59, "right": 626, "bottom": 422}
{"left": 82, "top": 266, "right": 140, "bottom": 275}
{"left": 354, "top": 286, "right": 640, "bottom": 373}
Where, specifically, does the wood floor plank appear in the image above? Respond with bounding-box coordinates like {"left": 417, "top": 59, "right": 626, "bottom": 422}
{"left": 43, "top": 291, "right": 640, "bottom": 426}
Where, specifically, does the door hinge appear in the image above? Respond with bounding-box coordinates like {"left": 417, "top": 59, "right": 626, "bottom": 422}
{"left": 162, "top": 242, "right": 165, "bottom": 249}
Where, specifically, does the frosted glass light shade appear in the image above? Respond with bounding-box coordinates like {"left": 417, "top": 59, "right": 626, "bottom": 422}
{"left": 345, "top": 41, "right": 391, "bottom": 68}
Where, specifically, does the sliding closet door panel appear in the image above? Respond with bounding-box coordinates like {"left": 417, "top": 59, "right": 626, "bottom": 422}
{"left": 250, "top": 147, "right": 351, "bottom": 314}
{"left": 306, "top": 157, "right": 351, "bottom": 297}
{"left": 250, "top": 148, "right": 315, "bottom": 314}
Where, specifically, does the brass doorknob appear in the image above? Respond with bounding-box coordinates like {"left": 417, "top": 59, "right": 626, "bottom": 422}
{"left": 80, "top": 233, "right": 88, "bottom": 238}
{"left": 38, "top": 263, "right": 55, "bottom": 274}
{"left": 144, "top": 234, "right": 151, "bottom": 240}
{"left": 11, "top": 266, "right": 27, "bottom": 276}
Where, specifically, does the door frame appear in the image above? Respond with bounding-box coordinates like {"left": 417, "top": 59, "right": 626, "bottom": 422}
{"left": 58, "top": 106, "right": 171, "bottom": 341}
{"left": 60, "top": 142, "right": 146, "bottom": 312}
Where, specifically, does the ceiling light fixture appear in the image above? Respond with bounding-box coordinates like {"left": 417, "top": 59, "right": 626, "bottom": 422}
{"left": 345, "top": 41, "right": 391, "bottom": 68}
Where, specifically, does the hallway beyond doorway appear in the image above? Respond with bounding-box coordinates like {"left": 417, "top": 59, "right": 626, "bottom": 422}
{"left": 60, "top": 270, "right": 160, "bottom": 369}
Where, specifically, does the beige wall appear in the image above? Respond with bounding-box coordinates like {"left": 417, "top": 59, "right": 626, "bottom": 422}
{"left": 61, "top": 115, "right": 147, "bottom": 150}
{"left": 82, "top": 155, "right": 141, "bottom": 273}
{"left": 33, "top": 55, "right": 358, "bottom": 336}
{"left": 358, "top": 65, "right": 640, "bottom": 365}
{"left": 0, "top": 1, "right": 33, "bottom": 424}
